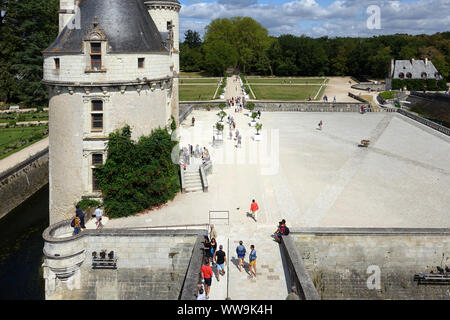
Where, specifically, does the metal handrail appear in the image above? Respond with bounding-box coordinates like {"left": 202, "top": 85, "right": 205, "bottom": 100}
{"left": 209, "top": 210, "right": 230, "bottom": 226}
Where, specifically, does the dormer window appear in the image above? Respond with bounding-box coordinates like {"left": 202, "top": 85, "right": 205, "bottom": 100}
{"left": 138, "top": 58, "right": 145, "bottom": 69}
{"left": 54, "top": 58, "right": 60, "bottom": 70}
{"left": 90, "top": 43, "right": 102, "bottom": 71}
{"left": 421, "top": 72, "right": 427, "bottom": 79}
{"left": 406, "top": 72, "right": 412, "bottom": 79}
{"left": 398, "top": 72, "right": 405, "bottom": 79}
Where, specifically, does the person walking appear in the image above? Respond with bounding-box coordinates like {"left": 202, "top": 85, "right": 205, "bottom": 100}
{"left": 237, "top": 134, "right": 242, "bottom": 148}
{"left": 249, "top": 245, "right": 257, "bottom": 278}
{"left": 94, "top": 206, "right": 103, "bottom": 229}
{"left": 209, "top": 224, "right": 217, "bottom": 240}
{"left": 229, "top": 129, "right": 233, "bottom": 140}
{"left": 196, "top": 284, "right": 206, "bottom": 300}
{"left": 210, "top": 238, "right": 217, "bottom": 263}
{"left": 236, "top": 241, "right": 246, "bottom": 272}
{"left": 200, "top": 259, "right": 213, "bottom": 299}
{"left": 213, "top": 245, "right": 227, "bottom": 280}
{"left": 203, "top": 235, "right": 214, "bottom": 261}
{"left": 192, "top": 116, "right": 195, "bottom": 127}
{"left": 75, "top": 205, "right": 86, "bottom": 231}
{"left": 250, "top": 199, "right": 259, "bottom": 222}
{"left": 318, "top": 120, "right": 323, "bottom": 131}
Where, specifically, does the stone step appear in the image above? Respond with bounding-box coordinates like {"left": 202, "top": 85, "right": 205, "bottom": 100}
{"left": 185, "top": 182, "right": 202, "bottom": 189}
{"left": 185, "top": 186, "right": 203, "bottom": 193}
{"left": 184, "top": 174, "right": 200, "bottom": 179}
{"left": 184, "top": 171, "right": 199, "bottom": 176}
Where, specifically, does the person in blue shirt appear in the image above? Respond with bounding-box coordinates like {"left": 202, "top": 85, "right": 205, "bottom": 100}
{"left": 236, "top": 241, "right": 246, "bottom": 272}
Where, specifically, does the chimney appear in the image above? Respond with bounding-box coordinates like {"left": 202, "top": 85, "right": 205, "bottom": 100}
{"left": 425, "top": 58, "right": 428, "bottom": 65}
{"left": 411, "top": 58, "right": 415, "bottom": 65}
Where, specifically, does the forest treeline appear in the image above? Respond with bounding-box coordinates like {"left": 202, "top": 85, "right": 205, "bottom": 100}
{"left": 181, "top": 17, "right": 450, "bottom": 81}
{"left": 1, "top": 3, "right": 448, "bottom": 108}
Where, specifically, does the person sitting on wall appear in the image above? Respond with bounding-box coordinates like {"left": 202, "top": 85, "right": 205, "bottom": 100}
{"left": 274, "top": 219, "right": 288, "bottom": 243}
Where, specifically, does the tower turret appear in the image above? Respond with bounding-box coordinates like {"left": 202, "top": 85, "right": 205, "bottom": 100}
{"left": 43, "top": 0, "right": 177, "bottom": 224}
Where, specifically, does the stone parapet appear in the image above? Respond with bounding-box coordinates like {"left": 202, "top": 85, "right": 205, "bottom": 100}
{"left": 42, "top": 221, "right": 206, "bottom": 300}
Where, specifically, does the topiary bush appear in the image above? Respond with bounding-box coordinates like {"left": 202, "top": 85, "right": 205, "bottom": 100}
{"left": 245, "top": 102, "right": 255, "bottom": 111}
{"left": 94, "top": 125, "right": 180, "bottom": 218}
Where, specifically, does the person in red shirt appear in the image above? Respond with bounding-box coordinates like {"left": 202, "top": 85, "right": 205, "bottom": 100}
{"left": 250, "top": 199, "right": 259, "bottom": 222}
{"left": 200, "top": 259, "right": 213, "bottom": 299}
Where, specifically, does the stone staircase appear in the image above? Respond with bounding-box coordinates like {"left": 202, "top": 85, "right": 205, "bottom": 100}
{"left": 183, "top": 170, "right": 203, "bottom": 193}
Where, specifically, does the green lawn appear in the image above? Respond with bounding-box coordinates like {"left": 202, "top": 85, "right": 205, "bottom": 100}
{"left": 0, "top": 126, "right": 49, "bottom": 159}
{"left": 251, "top": 85, "right": 323, "bottom": 101}
{"left": 179, "top": 78, "right": 220, "bottom": 84}
{"left": 247, "top": 78, "right": 327, "bottom": 84}
{"left": 179, "top": 85, "right": 218, "bottom": 101}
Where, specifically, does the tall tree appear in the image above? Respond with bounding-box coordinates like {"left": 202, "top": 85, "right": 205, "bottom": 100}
{"left": 0, "top": 0, "right": 58, "bottom": 107}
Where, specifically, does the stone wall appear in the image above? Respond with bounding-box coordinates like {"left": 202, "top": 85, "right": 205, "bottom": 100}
{"left": 0, "top": 148, "right": 49, "bottom": 220}
{"left": 351, "top": 82, "right": 386, "bottom": 91}
{"left": 291, "top": 228, "right": 450, "bottom": 300}
{"left": 249, "top": 101, "right": 365, "bottom": 112}
{"left": 43, "top": 221, "right": 205, "bottom": 300}
{"left": 280, "top": 235, "right": 320, "bottom": 300}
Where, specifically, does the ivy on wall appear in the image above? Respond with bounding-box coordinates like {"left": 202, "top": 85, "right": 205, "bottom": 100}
{"left": 94, "top": 125, "right": 180, "bottom": 218}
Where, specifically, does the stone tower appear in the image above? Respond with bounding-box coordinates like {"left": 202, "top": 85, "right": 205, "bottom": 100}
{"left": 145, "top": 0, "right": 181, "bottom": 125}
{"left": 43, "top": 0, "right": 180, "bottom": 224}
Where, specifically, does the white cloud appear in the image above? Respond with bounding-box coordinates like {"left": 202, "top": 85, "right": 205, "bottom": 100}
{"left": 179, "top": 0, "right": 450, "bottom": 39}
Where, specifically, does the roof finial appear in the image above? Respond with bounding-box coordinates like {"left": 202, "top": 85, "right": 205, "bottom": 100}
{"left": 93, "top": 16, "right": 99, "bottom": 29}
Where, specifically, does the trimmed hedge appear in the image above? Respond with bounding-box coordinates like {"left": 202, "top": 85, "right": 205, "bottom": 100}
{"left": 392, "top": 78, "right": 448, "bottom": 91}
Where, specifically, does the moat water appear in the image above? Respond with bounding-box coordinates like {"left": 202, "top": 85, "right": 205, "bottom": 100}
{"left": 0, "top": 185, "right": 48, "bottom": 300}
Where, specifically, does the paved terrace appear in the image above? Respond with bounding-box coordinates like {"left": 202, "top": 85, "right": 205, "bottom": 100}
{"left": 104, "top": 77, "right": 450, "bottom": 300}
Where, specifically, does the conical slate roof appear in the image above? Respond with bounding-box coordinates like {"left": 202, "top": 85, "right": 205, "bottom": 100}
{"left": 45, "top": 0, "right": 167, "bottom": 54}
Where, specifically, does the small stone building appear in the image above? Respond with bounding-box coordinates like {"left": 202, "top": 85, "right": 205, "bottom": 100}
{"left": 43, "top": 0, "right": 180, "bottom": 224}
{"left": 390, "top": 58, "right": 442, "bottom": 80}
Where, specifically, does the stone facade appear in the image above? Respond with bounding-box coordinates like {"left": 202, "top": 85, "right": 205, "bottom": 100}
{"left": 44, "top": 0, "right": 180, "bottom": 224}
{"left": 42, "top": 221, "right": 204, "bottom": 300}
{"left": 291, "top": 229, "right": 450, "bottom": 300}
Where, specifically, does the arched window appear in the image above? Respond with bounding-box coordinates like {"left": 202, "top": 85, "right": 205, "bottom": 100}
{"left": 435, "top": 72, "right": 440, "bottom": 79}
{"left": 406, "top": 72, "right": 412, "bottom": 79}
{"left": 421, "top": 72, "right": 427, "bottom": 79}
{"left": 398, "top": 72, "right": 405, "bottom": 79}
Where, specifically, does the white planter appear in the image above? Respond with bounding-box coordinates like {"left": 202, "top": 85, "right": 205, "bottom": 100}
{"left": 218, "top": 121, "right": 225, "bottom": 125}
{"left": 249, "top": 121, "right": 257, "bottom": 127}
{"left": 214, "top": 133, "right": 223, "bottom": 140}
{"left": 247, "top": 112, "right": 253, "bottom": 117}
{"left": 253, "top": 134, "right": 261, "bottom": 141}
{"left": 220, "top": 94, "right": 225, "bottom": 99}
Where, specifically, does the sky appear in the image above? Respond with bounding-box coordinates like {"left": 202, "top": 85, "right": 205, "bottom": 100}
{"left": 178, "top": 0, "right": 450, "bottom": 40}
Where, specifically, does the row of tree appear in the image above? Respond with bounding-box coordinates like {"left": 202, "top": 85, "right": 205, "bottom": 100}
{"left": 181, "top": 17, "right": 450, "bottom": 80}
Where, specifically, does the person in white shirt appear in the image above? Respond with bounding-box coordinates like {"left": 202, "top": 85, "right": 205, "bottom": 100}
{"left": 94, "top": 207, "right": 103, "bottom": 229}
{"left": 196, "top": 284, "right": 206, "bottom": 300}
